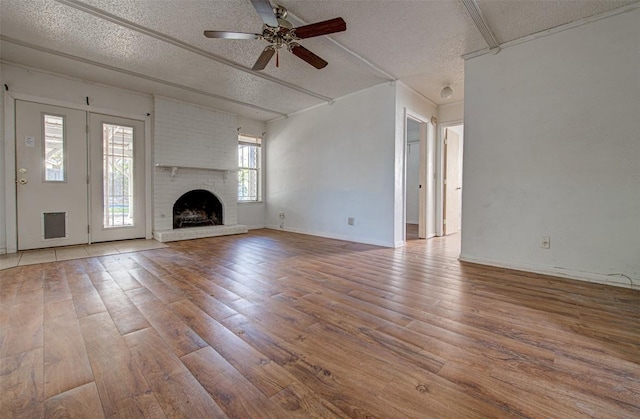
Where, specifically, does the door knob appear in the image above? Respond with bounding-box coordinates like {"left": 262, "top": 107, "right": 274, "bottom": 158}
{"left": 18, "top": 178, "right": 28, "bottom": 185}
{"left": 19, "top": 168, "right": 28, "bottom": 174}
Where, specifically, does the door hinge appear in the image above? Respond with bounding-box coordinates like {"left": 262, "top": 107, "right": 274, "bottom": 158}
{"left": 87, "top": 225, "right": 90, "bottom": 234}
{"left": 86, "top": 124, "right": 89, "bottom": 134}
{"left": 444, "top": 178, "right": 447, "bottom": 184}
{"left": 443, "top": 219, "right": 447, "bottom": 225}
{"left": 444, "top": 138, "right": 448, "bottom": 145}
{"left": 87, "top": 175, "right": 90, "bottom": 184}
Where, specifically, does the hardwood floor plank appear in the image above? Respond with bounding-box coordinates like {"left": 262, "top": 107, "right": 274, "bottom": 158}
{"left": 0, "top": 272, "right": 43, "bottom": 358}
{"left": 123, "top": 328, "right": 227, "bottom": 418}
{"left": 182, "top": 346, "right": 288, "bottom": 418}
{"left": 127, "top": 287, "right": 206, "bottom": 357}
{"left": 170, "top": 299, "right": 294, "bottom": 398}
{"left": 106, "top": 269, "right": 144, "bottom": 292}
{"left": 269, "top": 382, "right": 349, "bottom": 418}
{"left": 0, "top": 348, "right": 44, "bottom": 418}
{"left": 43, "top": 299, "right": 94, "bottom": 399}
{"left": 377, "top": 374, "right": 519, "bottom": 418}
{"left": 43, "top": 266, "right": 72, "bottom": 304}
{"left": 66, "top": 273, "right": 107, "bottom": 318}
{"left": 44, "top": 381, "right": 105, "bottom": 419}
{"left": 128, "top": 267, "right": 185, "bottom": 304}
{"left": 79, "top": 312, "right": 161, "bottom": 417}
{"left": 162, "top": 266, "right": 244, "bottom": 305}
{"left": 91, "top": 276, "right": 150, "bottom": 335}
{"left": 220, "top": 313, "right": 304, "bottom": 367}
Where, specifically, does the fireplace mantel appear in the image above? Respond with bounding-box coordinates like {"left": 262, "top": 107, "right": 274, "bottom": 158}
{"left": 155, "top": 163, "right": 237, "bottom": 179}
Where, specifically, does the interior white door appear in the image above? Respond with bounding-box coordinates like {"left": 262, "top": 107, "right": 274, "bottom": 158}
{"left": 443, "top": 128, "right": 461, "bottom": 235}
{"left": 15, "top": 100, "right": 89, "bottom": 250}
{"left": 418, "top": 122, "right": 428, "bottom": 239}
{"left": 89, "top": 113, "right": 145, "bottom": 242}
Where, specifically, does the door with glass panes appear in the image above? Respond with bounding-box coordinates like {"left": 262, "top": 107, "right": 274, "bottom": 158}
{"left": 16, "top": 101, "right": 89, "bottom": 250}
{"left": 89, "top": 113, "right": 145, "bottom": 242}
{"left": 15, "top": 101, "right": 145, "bottom": 250}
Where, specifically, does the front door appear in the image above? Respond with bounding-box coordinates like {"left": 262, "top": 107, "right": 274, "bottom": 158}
{"left": 15, "top": 101, "right": 146, "bottom": 250}
{"left": 16, "top": 100, "right": 89, "bottom": 250}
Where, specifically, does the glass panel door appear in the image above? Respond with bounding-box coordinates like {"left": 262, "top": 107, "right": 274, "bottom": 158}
{"left": 90, "top": 113, "right": 145, "bottom": 243}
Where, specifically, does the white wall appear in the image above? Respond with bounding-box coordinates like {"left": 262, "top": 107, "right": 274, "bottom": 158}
{"left": 438, "top": 101, "right": 464, "bottom": 125}
{"left": 461, "top": 8, "right": 640, "bottom": 288}
{"left": 266, "top": 83, "right": 397, "bottom": 247}
{"left": 396, "top": 83, "right": 438, "bottom": 243}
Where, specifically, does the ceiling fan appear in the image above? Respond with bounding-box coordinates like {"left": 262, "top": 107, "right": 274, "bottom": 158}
{"left": 204, "top": 0, "right": 346, "bottom": 70}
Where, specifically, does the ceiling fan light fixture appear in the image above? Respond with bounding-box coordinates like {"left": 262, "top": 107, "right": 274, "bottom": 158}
{"left": 440, "top": 86, "right": 453, "bottom": 100}
{"left": 204, "top": 1, "right": 346, "bottom": 70}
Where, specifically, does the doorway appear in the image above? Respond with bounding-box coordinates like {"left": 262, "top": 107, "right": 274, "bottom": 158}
{"left": 404, "top": 113, "right": 435, "bottom": 243}
{"left": 15, "top": 100, "right": 145, "bottom": 250}
{"left": 406, "top": 118, "right": 421, "bottom": 240}
{"left": 442, "top": 124, "right": 464, "bottom": 235}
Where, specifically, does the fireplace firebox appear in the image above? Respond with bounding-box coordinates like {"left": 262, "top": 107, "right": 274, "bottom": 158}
{"left": 173, "top": 189, "right": 223, "bottom": 229}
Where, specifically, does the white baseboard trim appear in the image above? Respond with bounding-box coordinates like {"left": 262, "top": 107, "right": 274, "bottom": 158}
{"left": 264, "top": 225, "right": 393, "bottom": 248}
{"left": 459, "top": 254, "right": 637, "bottom": 290}
{"left": 245, "top": 225, "right": 265, "bottom": 230}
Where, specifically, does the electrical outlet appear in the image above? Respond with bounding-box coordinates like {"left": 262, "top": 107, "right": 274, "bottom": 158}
{"left": 348, "top": 217, "right": 354, "bottom": 226}
{"left": 540, "top": 236, "right": 550, "bottom": 249}
{"left": 279, "top": 212, "right": 285, "bottom": 219}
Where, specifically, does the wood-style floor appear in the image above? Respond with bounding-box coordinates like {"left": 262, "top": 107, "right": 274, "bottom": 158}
{"left": 1, "top": 229, "right": 639, "bottom": 418}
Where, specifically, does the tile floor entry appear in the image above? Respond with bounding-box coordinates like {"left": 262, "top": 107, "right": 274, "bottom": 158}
{"left": 0, "top": 239, "right": 168, "bottom": 269}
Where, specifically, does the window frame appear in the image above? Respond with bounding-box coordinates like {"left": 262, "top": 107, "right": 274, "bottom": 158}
{"left": 237, "top": 134, "right": 263, "bottom": 202}
{"left": 42, "top": 113, "right": 67, "bottom": 183}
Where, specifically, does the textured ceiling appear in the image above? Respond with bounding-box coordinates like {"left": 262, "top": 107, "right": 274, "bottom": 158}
{"left": 0, "top": 0, "right": 636, "bottom": 121}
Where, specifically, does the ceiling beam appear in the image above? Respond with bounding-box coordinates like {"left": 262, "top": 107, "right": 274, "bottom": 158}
{"left": 462, "top": 0, "right": 499, "bottom": 50}
{"left": 53, "top": 0, "right": 333, "bottom": 103}
{"left": 0, "top": 36, "right": 287, "bottom": 118}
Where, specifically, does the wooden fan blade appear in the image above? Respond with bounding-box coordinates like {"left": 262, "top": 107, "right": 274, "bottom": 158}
{"left": 250, "top": 0, "right": 278, "bottom": 27}
{"left": 294, "top": 17, "right": 346, "bottom": 39}
{"left": 204, "top": 31, "right": 260, "bottom": 39}
{"left": 252, "top": 47, "right": 276, "bottom": 70}
{"left": 290, "top": 45, "right": 328, "bottom": 69}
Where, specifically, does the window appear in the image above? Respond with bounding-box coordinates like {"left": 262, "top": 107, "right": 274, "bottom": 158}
{"left": 44, "top": 114, "right": 65, "bottom": 182}
{"left": 238, "top": 135, "right": 262, "bottom": 202}
{"left": 103, "top": 123, "right": 135, "bottom": 227}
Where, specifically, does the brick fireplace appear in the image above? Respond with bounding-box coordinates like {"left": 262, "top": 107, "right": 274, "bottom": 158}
{"left": 152, "top": 97, "right": 247, "bottom": 242}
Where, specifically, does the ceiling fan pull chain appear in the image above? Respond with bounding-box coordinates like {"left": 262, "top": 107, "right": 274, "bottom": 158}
{"left": 276, "top": 49, "right": 279, "bottom": 68}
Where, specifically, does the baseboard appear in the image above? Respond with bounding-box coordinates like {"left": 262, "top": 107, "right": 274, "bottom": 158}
{"left": 264, "top": 225, "right": 393, "bottom": 248}
{"left": 245, "top": 225, "right": 265, "bottom": 230}
{"left": 458, "top": 254, "right": 638, "bottom": 290}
